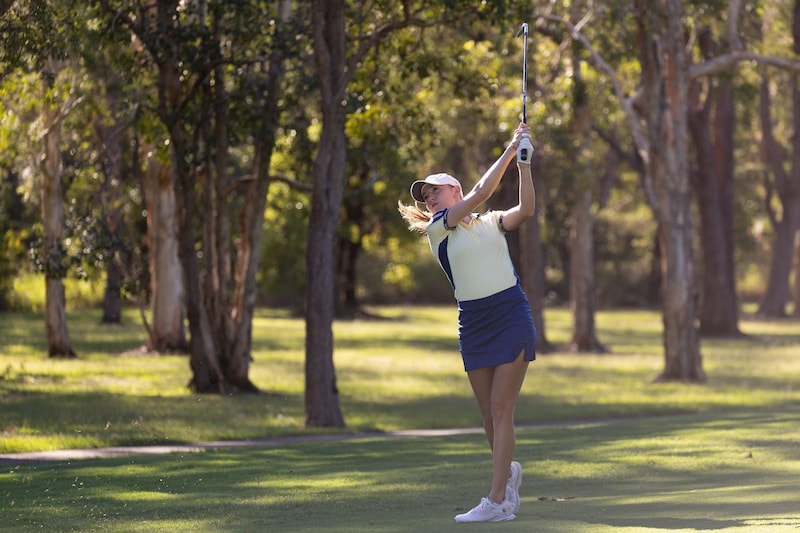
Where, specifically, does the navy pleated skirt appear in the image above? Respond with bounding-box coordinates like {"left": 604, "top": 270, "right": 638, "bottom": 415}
{"left": 458, "top": 284, "right": 537, "bottom": 372}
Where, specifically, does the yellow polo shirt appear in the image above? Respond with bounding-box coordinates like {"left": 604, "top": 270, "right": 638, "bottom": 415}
{"left": 427, "top": 209, "right": 518, "bottom": 302}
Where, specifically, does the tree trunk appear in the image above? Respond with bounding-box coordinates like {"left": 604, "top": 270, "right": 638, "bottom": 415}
{"left": 39, "top": 71, "right": 76, "bottom": 359}
{"left": 336, "top": 233, "right": 362, "bottom": 318}
{"left": 229, "top": 2, "right": 291, "bottom": 390}
{"left": 568, "top": 187, "right": 606, "bottom": 352}
{"left": 794, "top": 236, "right": 800, "bottom": 317}
{"left": 687, "top": 50, "right": 741, "bottom": 336}
{"left": 756, "top": 66, "right": 800, "bottom": 317}
{"left": 141, "top": 152, "right": 187, "bottom": 352}
{"left": 102, "top": 257, "right": 123, "bottom": 324}
{"left": 96, "top": 90, "right": 126, "bottom": 325}
{"left": 637, "top": 0, "right": 704, "bottom": 382}
{"left": 173, "top": 136, "right": 225, "bottom": 392}
{"left": 204, "top": 47, "right": 234, "bottom": 378}
{"left": 518, "top": 166, "right": 553, "bottom": 353}
{"left": 143, "top": 1, "right": 225, "bottom": 392}
{"left": 305, "top": 0, "right": 347, "bottom": 427}
{"left": 337, "top": 185, "right": 368, "bottom": 318}
{"left": 567, "top": 43, "right": 605, "bottom": 354}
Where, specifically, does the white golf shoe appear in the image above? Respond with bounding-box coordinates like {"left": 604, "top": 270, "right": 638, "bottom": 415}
{"left": 454, "top": 497, "right": 516, "bottom": 523}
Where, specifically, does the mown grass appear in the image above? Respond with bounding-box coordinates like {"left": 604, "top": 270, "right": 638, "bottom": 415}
{"left": 1, "top": 306, "right": 799, "bottom": 532}
{"left": 1, "top": 306, "right": 799, "bottom": 453}
{"left": 1, "top": 409, "right": 799, "bottom": 532}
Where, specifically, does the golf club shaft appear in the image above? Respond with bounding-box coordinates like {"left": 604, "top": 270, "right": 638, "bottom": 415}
{"left": 518, "top": 23, "right": 528, "bottom": 124}
{"left": 517, "top": 23, "right": 533, "bottom": 164}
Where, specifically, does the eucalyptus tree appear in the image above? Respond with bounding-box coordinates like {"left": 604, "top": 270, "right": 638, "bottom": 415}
{"left": 755, "top": 0, "right": 800, "bottom": 318}
{"left": 687, "top": 21, "right": 742, "bottom": 337}
{"left": 0, "top": 0, "right": 89, "bottom": 357}
{"left": 99, "top": 0, "right": 296, "bottom": 392}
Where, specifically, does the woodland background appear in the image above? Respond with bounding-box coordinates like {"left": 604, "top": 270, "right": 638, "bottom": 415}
{"left": 1, "top": 1, "right": 799, "bottom": 427}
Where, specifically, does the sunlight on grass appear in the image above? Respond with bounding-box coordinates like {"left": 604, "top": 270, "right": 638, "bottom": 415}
{"left": 1, "top": 305, "right": 799, "bottom": 453}
{"left": 2, "top": 409, "right": 799, "bottom": 532}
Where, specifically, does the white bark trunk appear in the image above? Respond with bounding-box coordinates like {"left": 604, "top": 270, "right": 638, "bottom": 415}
{"left": 39, "top": 80, "right": 75, "bottom": 358}
{"left": 141, "top": 151, "right": 186, "bottom": 352}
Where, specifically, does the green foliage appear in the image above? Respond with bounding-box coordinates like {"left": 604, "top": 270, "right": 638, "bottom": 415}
{"left": 259, "top": 183, "right": 309, "bottom": 308}
{"left": 0, "top": 1, "right": 794, "bottom": 319}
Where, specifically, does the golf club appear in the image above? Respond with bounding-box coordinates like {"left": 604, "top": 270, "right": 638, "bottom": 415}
{"left": 516, "top": 22, "right": 533, "bottom": 164}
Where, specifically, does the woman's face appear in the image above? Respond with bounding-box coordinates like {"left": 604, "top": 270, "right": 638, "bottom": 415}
{"left": 421, "top": 184, "right": 459, "bottom": 213}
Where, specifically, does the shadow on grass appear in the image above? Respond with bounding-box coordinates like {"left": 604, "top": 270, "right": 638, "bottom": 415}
{"left": 2, "top": 409, "right": 799, "bottom": 532}
{"left": 0, "top": 389, "right": 307, "bottom": 450}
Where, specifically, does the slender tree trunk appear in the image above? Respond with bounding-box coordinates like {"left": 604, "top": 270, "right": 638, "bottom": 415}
{"left": 688, "top": 54, "right": 741, "bottom": 336}
{"left": 794, "top": 236, "right": 800, "bottom": 317}
{"left": 141, "top": 153, "right": 187, "bottom": 352}
{"left": 567, "top": 44, "right": 605, "bottom": 353}
{"left": 173, "top": 135, "right": 225, "bottom": 392}
{"left": 637, "top": 0, "right": 704, "bottom": 382}
{"left": 712, "top": 79, "right": 740, "bottom": 329}
{"left": 39, "top": 71, "right": 76, "bottom": 359}
{"left": 518, "top": 166, "right": 553, "bottom": 353}
{"left": 102, "top": 257, "right": 123, "bottom": 324}
{"left": 756, "top": 66, "right": 800, "bottom": 317}
{"left": 337, "top": 186, "right": 368, "bottom": 318}
{"left": 144, "top": 1, "right": 224, "bottom": 391}
{"left": 229, "top": 1, "right": 291, "bottom": 389}
{"left": 305, "top": 0, "right": 346, "bottom": 427}
{"left": 568, "top": 186, "right": 605, "bottom": 352}
{"left": 336, "top": 234, "right": 362, "bottom": 318}
{"left": 96, "top": 91, "right": 126, "bottom": 325}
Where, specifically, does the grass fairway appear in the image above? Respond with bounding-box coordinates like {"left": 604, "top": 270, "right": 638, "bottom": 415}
{"left": 1, "top": 306, "right": 800, "bottom": 531}
{"left": 1, "top": 409, "right": 799, "bottom": 532}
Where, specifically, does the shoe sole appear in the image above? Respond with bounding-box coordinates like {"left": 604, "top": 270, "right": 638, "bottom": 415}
{"left": 455, "top": 513, "right": 516, "bottom": 523}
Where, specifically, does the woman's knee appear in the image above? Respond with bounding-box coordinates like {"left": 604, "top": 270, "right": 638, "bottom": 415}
{"left": 489, "top": 397, "right": 515, "bottom": 422}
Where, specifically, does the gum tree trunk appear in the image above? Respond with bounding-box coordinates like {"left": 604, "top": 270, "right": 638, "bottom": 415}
{"left": 39, "top": 62, "right": 76, "bottom": 359}
{"left": 637, "top": 0, "right": 704, "bottom": 381}
{"left": 141, "top": 153, "right": 186, "bottom": 352}
{"left": 305, "top": 0, "right": 347, "bottom": 427}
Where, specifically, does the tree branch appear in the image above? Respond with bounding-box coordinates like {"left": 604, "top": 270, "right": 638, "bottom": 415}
{"left": 689, "top": 50, "right": 800, "bottom": 78}
{"left": 541, "top": 14, "right": 651, "bottom": 166}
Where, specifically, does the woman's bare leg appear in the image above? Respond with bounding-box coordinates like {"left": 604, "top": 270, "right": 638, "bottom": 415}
{"left": 467, "top": 350, "right": 529, "bottom": 504}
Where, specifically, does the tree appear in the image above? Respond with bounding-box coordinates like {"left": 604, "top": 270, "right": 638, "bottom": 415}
{"left": 100, "top": 0, "right": 294, "bottom": 392}
{"left": 305, "top": 0, "right": 348, "bottom": 427}
{"left": 545, "top": 2, "right": 704, "bottom": 380}
{"left": 1, "top": 1, "right": 79, "bottom": 356}
{"left": 688, "top": 25, "right": 742, "bottom": 337}
{"left": 548, "top": 0, "right": 800, "bottom": 380}
{"left": 756, "top": 0, "right": 800, "bottom": 318}
{"left": 39, "top": 58, "right": 80, "bottom": 358}
{"left": 140, "top": 150, "right": 186, "bottom": 351}
{"left": 92, "top": 83, "right": 133, "bottom": 325}
{"left": 636, "top": 0, "right": 704, "bottom": 381}
{"left": 566, "top": 37, "right": 606, "bottom": 353}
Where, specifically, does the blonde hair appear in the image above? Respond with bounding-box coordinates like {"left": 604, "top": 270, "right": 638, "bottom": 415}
{"left": 397, "top": 200, "right": 432, "bottom": 234}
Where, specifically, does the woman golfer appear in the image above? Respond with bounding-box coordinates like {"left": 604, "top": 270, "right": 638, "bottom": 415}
{"left": 398, "top": 122, "right": 537, "bottom": 523}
